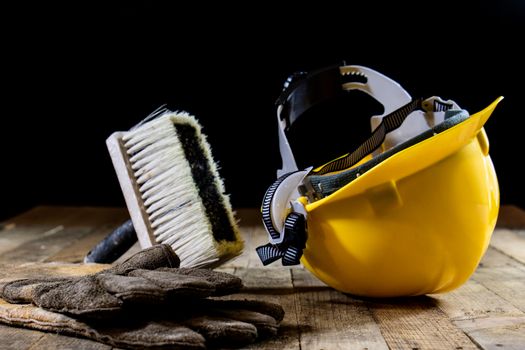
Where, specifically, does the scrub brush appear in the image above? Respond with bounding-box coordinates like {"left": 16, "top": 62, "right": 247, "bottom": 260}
{"left": 85, "top": 109, "right": 243, "bottom": 268}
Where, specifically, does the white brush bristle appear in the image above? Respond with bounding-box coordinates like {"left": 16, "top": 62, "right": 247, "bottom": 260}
{"left": 121, "top": 113, "right": 219, "bottom": 267}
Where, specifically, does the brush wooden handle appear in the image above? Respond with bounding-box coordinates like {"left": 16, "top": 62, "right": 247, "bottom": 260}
{"left": 84, "top": 220, "right": 137, "bottom": 263}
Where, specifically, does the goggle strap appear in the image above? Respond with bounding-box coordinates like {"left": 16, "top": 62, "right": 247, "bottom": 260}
{"left": 277, "top": 65, "right": 343, "bottom": 129}
{"left": 312, "top": 99, "right": 423, "bottom": 175}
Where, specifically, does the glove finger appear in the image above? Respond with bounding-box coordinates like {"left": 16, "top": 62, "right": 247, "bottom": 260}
{"left": 196, "top": 299, "right": 284, "bottom": 339}
{"left": 0, "top": 278, "right": 69, "bottom": 304}
{"left": 183, "top": 316, "right": 257, "bottom": 348}
{"left": 106, "top": 244, "right": 180, "bottom": 275}
{"left": 99, "top": 321, "right": 206, "bottom": 349}
{"left": 210, "top": 299, "right": 285, "bottom": 322}
{"left": 128, "top": 269, "right": 215, "bottom": 299}
{"left": 96, "top": 273, "right": 169, "bottom": 304}
{"left": 33, "top": 276, "right": 123, "bottom": 319}
{"left": 156, "top": 267, "right": 243, "bottom": 296}
{"left": 211, "top": 308, "right": 279, "bottom": 339}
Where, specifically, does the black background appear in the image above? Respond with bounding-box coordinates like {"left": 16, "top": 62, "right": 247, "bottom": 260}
{"left": 2, "top": 1, "right": 524, "bottom": 220}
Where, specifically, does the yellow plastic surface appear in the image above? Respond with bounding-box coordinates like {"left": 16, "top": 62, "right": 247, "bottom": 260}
{"left": 301, "top": 98, "right": 502, "bottom": 297}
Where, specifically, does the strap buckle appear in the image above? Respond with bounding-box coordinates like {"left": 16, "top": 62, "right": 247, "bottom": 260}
{"left": 257, "top": 168, "right": 311, "bottom": 267}
{"left": 261, "top": 169, "right": 310, "bottom": 245}
{"left": 256, "top": 212, "right": 307, "bottom": 266}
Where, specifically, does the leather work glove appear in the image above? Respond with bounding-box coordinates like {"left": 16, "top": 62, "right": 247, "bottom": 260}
{"left": 0, "top": 245, "right": 284, "bottom": 349}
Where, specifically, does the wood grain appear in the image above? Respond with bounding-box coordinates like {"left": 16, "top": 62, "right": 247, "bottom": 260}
{"left": 0, "top": 262, "right": 107, "bottom": 283}
{"left": 475, "top": 263, "right": 525, "bottom": 311}
{"left": 0, "top": 226, "right": 93, "bottom": 264}
{"left": 2, "top": 206, "right": 79, "bottom": 226}
{"left": 0, "top": 207, "right": 128, "bottom": 264}
{"left": 231, "top": 266, "right": 300, "bottom": 350}
{"left": 295, "top": 288, "right": 388, "bottom": 350}
{"left": 478, "top": 246, "right": 525, "bottom": 269}
{"left": 0, "top": 206, "right": 524, "bottom": 350}
{"left": 0, "top": 226, "right": 64, "bottom": 258}
{"left": 369, "top": 297, "right": 478, "bottom": 350}
{"left": 234, "top": 267, "right": 389, "bottom": 350}
{"left": 436, "top": 282, "right": 525, "bottom": 350}
{"left": 3, "top": 206, "right": 126, "bottom": 228}
{"left": 234, "top": 267, "right": 293, "bottom": 291}
{"left": 222, "top": 225, "right": 273, "bottom": 269}
{"left": 490, "top": 229, "right": 525, "bottom": 265}
{"left": 433, "top": 279, "right": 523, "bottom": 321}
{"left": 0, "top": 207, "right": 80, "bottom": 256}
{"left": 28, "top": 333, "right": 111, "bottom": 350}
{"left": 45, "top": 221, "right": 128, "bottom": 263}
{"left": 466, "top": 321, "right": 525, "bottom": 350}
{"left": 0, "top": 325, "right": 44, "bottom": 350}
{"left": 243, "top": 292, "right": 300, "bottom": 350}
{"left": 454, "top": 315, "right": 525, "bottom": 333}
{"left": 432, "top": 241, "right": 525, "bottom": 350}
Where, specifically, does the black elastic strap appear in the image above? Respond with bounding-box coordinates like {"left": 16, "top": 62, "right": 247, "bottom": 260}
{"left": 261, "top": 171, "right": 297, "bottom": 242}
{"left": 312, "top": 99, "right": 423, "bottom": 175}
{"left": 306, "top": 109, "right": 469, "bottom": 199}
{"left": 256, "top": 212, "right": 307, "bottom": 266}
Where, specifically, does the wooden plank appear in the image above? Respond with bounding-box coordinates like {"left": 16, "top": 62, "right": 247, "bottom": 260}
{"left": 221, "top": 225, "right": 255, "bottom": 269}
{"left": 2, "top": 206, "right": 80, "bottom": 226}
{"left": 0, "top": 207, "right": 128, "bottom": 264}
{"left": 298, "top": 290, "right": 389, "bottom": 350}
{"left": 0, "top": 262, "right": 107, "bottom": 285}
{"left": 221, "top": 224, "right": 279, "bottom": 269}
{"left": 0, "top": 226, "right": 93, "bottom": 264}
{"left": 1, "top": 206, "right": 126, "bottom": 229}
{"left": 454, "top": 315, "right": 525, "bottom": 332}
{"left": 0, "top": 324, "right": 44, "bottom": 350}
{"left": 473, "top": 267, "right": 525, "bottom": 313}
{"left": 433, "top": 279, "right": 523, "bottom": 321}
{"left": 232, "top": 267, "right": 365, "bottom": 350}
{"left": 433, "top": 269, "right": 525, "bottom": 350}
{"left": 231, "top": 266, "right": 300, "bottom": 350}
{"left": 478, "top": 246, "right": 525, "bottom": 269}
{"left": 292, "top": 268, "right": 388, "bottom": 350}
{"left": 234, "top": 267, "right": 293, "bottom": 291}
{"left": 0, "top": 207, "right": 82, "bottom": 256}
{"left": 476, "top": 278, "right": 525, "bottom": 313}
{"left": 232, "top": 266, "right": 386, "bottom": 350}
{"left": 28, "top": 333, "right": 111, "bottom": 350}
{"left": 0, "top": 226, "right": 64, "bottom": 257}
{"left": 2, "top": 206, "right": 524, "bottom": 350}
{"left": 45, "top": 221, "right": 128, "bottom": 263}
{"left": 369, "top": 297, "right": 477, "bottom": 350}
{"left": 42, "top": 207, "right": 127, "bottom": 228}
{"left": 241, "top": 293, "right": 300, "bottom": 350}
{"left": 466, "top": 321, "right": 525, "bottom": 350}
{"left": 490, "top": 229, "right": 525, "bottom": 265}
{"left": 290, "top": 267, "right": 327, "bottom": 288}
{"left": 235, "top": 291, "right": 299, "bottom": 350}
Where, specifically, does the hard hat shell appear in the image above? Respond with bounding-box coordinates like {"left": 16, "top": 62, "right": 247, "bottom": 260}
{"left": 301, "top": 98, "right": 501, "bottom": 297}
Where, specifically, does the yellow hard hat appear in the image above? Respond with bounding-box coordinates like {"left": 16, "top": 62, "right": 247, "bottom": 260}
{"left": 256, "top": 64, "right": 502, "bottom": 297}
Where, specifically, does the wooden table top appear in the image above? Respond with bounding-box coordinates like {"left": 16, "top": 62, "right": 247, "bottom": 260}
{"left": 0, "top": 206, "right": 524, "bottom": 350}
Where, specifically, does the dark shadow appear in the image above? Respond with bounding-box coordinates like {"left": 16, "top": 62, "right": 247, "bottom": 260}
{"left": 348, "top": 294, "right": 440, "bottom": 309}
